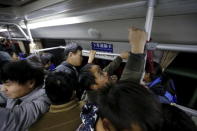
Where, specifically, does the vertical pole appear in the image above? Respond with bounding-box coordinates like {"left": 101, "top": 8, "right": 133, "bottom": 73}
{"left": 7, "top": 25, "right": 12, "bottom": 40}
{"left": 145, "top": 0, "right": 156, "bottom": 41}
{"left": 141, "top": 0, "right": 157, "bottom": 84}
{"left": 24, "top": 20, "right": 33, "bottom": 43}
{"left": 24, "top": 20, "right": 35, "bottom": 53}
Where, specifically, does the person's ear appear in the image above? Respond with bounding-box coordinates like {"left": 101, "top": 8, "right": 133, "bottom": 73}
{"left": 96, "top": 118, "right": 106, "bottom": 131}
{"left": 102, "top": 118, "right": 110, "bottom": 131}
{"left": 68, "top": 52, "right": 73, "bottom": 58}
{"left": 102, "top": 118, "right": 116, "bottom": 131}
{"left": 27, "top": 80, "right": 35, "bottom": 89}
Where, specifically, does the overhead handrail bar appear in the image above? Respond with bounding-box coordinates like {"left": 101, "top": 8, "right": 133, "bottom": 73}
{"left": 82, "top": 50, "right": 119, "bottom": 56}
{"left": 33, "top": 46, "right": 120, "bottom": 56}
{"left": 34, "top": 46, "right": 65, "bottom": 52}
{"left": 33, "top": 42, "right": 197, "bottom": 55}
{"left": 33, "top": 46, "right": 120, "bottom": 61}
{"left": 146, "top": 42, "right": 197, "bottom": 53}
{"left": 0, "top": 37, "right": 29, "bottom": 41}
{"left": 0, "top": 22, "right": 30, "bottom": 40}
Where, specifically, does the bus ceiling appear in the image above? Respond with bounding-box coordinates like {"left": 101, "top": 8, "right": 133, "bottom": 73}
{"left": 0, "top": 0, "right": 197, "bottom": 52}
{"left": 0, "top": 0, "right": 197, "bottom": 25}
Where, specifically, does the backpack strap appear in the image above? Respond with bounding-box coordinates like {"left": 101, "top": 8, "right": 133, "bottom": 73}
{"left": 148, "top": 77, "right": 162, "bottom": 88}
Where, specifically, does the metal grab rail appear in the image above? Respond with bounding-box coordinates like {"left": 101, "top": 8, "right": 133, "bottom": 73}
{"left": 0, "top": 22, "right": 30, "bottom": 40}
{"left": 146, "top": 42, "right": 197, "bottom": 53}
{"left": 34, "top": 46, "right": 65, "bottom": 52}
{"left": 33, "top": 46, "right": 120, "bottom": 60}
{"left": 145, "top": 0, "right": 156, "bottom": 41}
{"left": 33, "top": 42, "right": 197, "bottom": 55}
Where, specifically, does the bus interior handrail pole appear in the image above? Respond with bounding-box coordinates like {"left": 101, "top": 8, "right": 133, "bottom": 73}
{"left": 0, "top": 22, "right": 29, "bottom": 40}
{"left": 34, "top": 46, "right": 120, "bottom": 56}
{"left": 145, "top": 0, "right": 156, "bottom": 41}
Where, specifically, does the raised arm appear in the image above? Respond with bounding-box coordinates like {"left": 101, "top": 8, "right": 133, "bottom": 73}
{"left": 120, "top": 27, "right": 147, "bottom": 83}
{"left": 103, "top": 52, "right": 129, "bottom": 76}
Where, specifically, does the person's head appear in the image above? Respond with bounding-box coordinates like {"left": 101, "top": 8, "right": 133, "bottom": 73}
{"left": 0, "top": 51, "right": 12, "bottom": 69}
{"left": 5, "top": 48, "right": 19, "bottom": 61}
{"left": 63, "top": 42, "right": 83, "bottom": 66}
{"left": 161, "top": 104, "right": 197, "bottom": 131}
{"left": 0, "top": 60, "right": 45, "bottom": 99}
{"left": 79, "top": 64, "right": 110, "bottom": 91}
{"left": 96, "top": 81, "right": 163, "bottom": 131}
{"left": 144, "top": 62, "right": 162, "bottom": 83}
{"left": 0, "top": 51, "right": 12, "bottom": 83}
{"left": 40, "top": 53, "right": 55, "bottom": 69}
{"left": 45, "top": 71, "right": 76, "bottom": 105}
{"left": 26, "top": 54, "right": 43, "bottom": 68}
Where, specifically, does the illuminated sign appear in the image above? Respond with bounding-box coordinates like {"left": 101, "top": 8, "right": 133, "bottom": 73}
{"left": 91, "top": 42, "right": 113, "bottom": 52}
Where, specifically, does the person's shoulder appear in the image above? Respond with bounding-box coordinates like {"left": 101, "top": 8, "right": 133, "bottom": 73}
{"left": 25, "top": 88, "right": 51, "bottom": 105}
{"left": 55, "top": 62, "right": 73, "bottom": 72}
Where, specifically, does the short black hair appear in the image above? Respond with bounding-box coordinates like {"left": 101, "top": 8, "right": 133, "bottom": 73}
{"left": 146, "top": 62, "right": 162, "bottom": 80}
{"left": 161, "top": 104, "right": 197, "bottom": 131}
{"left": 45, "top": 72, "right": 76, "bottom": 105}
{"left": 26, "top": 54, "right": 43, "bottom": 68}
{"left": 97, "top": 81, "right": 163, "bottom": 131}
{"left": 40, "top": 53, "right": 54, "bottom": 65}
{"left": 63, "top": 42, "right": 82, "bottom": 60}
{"left": 1, "top": 60, "right": 45, "bottom": 87}
{"left": 0, "top": 51, "right": 12, "bottom": 68}
{"left": 0, "top": 51, "right": 12, "bottom": 83}
{"left": 79, "top": 63, "right": 96, "bottom": 91}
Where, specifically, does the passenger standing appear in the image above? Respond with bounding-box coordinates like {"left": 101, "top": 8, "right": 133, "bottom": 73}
{"left": 95, "top": 81, "right": 163, "bottom": 131}
{"left": 79, "top": 27, "right": 146, "bottom": 102}
{"left": 0, "top": 60, "right": 50, "bottom": 131}
{"left": 40, "top": 53, "right": 56, "bottom": 71}
{"left": 78, "top": 27, "right": 147, "bottom": 130}
{"left": 55, "top": 42, "right": 83, "bottom": 77}
{"left": 55, "top": 42, "right": 83, "bottom": 99}
{"left": 0, "top": 51, "right": 12, "bottom": 84}
{"left": 29, "top": 72, "right": 82, "bottom": 131}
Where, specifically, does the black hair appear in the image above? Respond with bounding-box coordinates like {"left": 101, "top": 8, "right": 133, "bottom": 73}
{"left": 40, "top": 53, "right": 54, "bottom": 65}
{"left": 0, "top": 51, "right": 12, "bottom": 83}
{"left": 45, "top": 71, "right": 76, "bottom": 105}
{"left": 63, "top": 42, "right": 82, "bottom": 60}
{"left": 79, "top": 63, "right": 96, "bottom": 91}
{"left": 152, "top": 62, "right": 162, "bottom": 79}
{"left": 0, "top": 51, "right": 12, "bottom": 68}
{"left": 97, "top": 81, "right": 163, "bottom": 131}
{"left": 26, "top": 54, "right": 43, "bottom": 68}
{"left": 145, "top": 62, "right": 162, "bottom": 80}
{"left": 0, "top": 60, "right": 44, "bottom": 87}
{"left": 161, "top": 104, "right": 197, "bottom": 131}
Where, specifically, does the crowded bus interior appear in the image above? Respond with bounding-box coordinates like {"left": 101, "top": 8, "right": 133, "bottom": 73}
{"left": 0, "top": 0, "right": 197, "bottom": 131}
